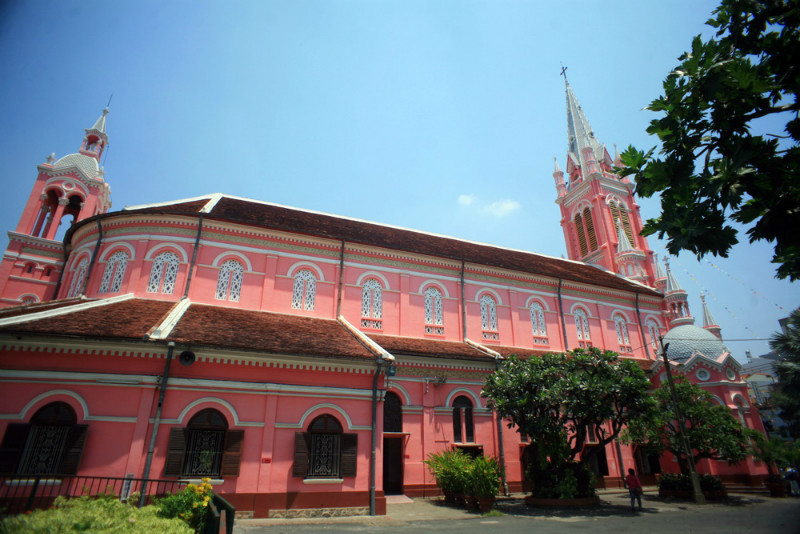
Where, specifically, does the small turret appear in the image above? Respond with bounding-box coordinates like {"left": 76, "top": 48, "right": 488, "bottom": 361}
{"left": 664, "top": 260, "right": 693, "bottom": 327}
{"left": 701, "top": 293, "right": 722, "bottom": 339}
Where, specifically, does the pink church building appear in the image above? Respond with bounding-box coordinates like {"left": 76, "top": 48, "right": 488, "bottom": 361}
{"left": 0, "top": 82, "right": 767, "bottom": 518}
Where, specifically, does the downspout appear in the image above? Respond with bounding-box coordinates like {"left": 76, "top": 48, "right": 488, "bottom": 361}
{"left": 557, "top": 278, "right": 569, "bottom": 351}
{"left": 139, "top": 341, "right": 176, "bottom": 507}
{"left": 634, "top": 292, "right": 649, "bottom": 359}
{"left": 80, "top": 218, "right": 103, "bottom": 296}
{"left": 183, "top": 214, "right": 204, "bottom": 298}
{"left": 460, "top": 261, "right": 467, "bottom": 340}
{"left": 336, "top": 240, "right": 345, "bottom": 316}
{"left": 494, "top": 357, "right": 510, "bottom": 496}
{"left": 369, "top": 357, "right": 384, "bottom": 516}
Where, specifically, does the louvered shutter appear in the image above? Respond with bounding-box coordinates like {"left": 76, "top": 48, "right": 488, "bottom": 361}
{"left": 164, "top": 428, "right": 187, "bottom": 476}
{"left": 340, "top": 433, "right": 358, "bottom": 477}
{"left": 292, "top": 432, "right": 310, "bottom": 477}
{"left": 57, "top": 424, "right": 88, "bottom": 475}
{"left": 0, "top": 423, "right": 30, "bottom": 475}
{"left": 220, "top": 430, "right": 244, "bottom": 477}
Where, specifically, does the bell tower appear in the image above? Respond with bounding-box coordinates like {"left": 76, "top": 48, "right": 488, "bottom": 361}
{"left": 0, "top": 109, "right": 112, "bottom": 306}
{"left": 553, "top": 77, "right": 656, "bottom": 286}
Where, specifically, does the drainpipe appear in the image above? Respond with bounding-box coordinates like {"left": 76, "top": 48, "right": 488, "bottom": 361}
{"left": 494, "top": 357, "right": 510, "bottom": 496}
{"left": 139, "top": 341, "right": 176, "bottom": 507}
{"left": 557, "top": 278, "right": 568, "bottom": 351}
{"left": 369, "top": 357, "right": 384, "bottom": 516}
{"left": 183, "top": 214, "right": 204, "bottom": 298}
{"left": 336, "top": 240, "right": 345, "bottom": 316}
{"left": 460, "top": 261, "right": 467, "bottom": 340}
{"left": 80, "top": 218, "right": 103, "bottom": 296}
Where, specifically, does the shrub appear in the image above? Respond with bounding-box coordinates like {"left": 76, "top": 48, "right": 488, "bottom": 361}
{"left": 526, "top": 460, "right": 596, "bottom": 499}
{"left": 154, "top": 478, "right": 213, "bottom": 533}
{"left": 465, "top": 455, "right": 502, "bottom": 499}
{"left": 424, "top": 448, "right": 471, "bottom": 496}
{"left": 0, "top": 494, "right": 191, "bottom": 533}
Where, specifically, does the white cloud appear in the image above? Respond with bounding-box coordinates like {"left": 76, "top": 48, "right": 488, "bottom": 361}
{"left": 482, "top": 199, "right": 521, "bottom": 217}
{"left": 457, "top": 194, "right": 475, "bottom": 206}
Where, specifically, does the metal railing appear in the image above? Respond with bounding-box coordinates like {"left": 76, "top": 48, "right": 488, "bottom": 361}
{"left": 204, "top": 492, "right": 236, "bottom": 534}
{"left": 0, "top": 475, "right": 185, "bottom": 516}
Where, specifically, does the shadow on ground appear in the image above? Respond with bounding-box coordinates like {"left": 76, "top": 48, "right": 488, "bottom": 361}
{"left": 422, "top": 493, "right": 770, "bottom": 520}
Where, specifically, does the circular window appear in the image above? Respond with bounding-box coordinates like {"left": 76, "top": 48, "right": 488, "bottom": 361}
{"left": 696, "top": 368, "right": 711, "bottom": 382}
{"left": 726, "top": 368, "right": 736, "bottom": 381}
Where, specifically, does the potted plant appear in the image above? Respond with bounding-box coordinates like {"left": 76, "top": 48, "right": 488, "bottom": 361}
{"left": 424, "top": 448, "right": 470, "bottom": 506}
{"left": 466, "top": 456, "right": 502, "bottom": 512}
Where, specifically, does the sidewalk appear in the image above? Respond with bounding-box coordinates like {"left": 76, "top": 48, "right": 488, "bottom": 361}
{"left": 234, "top": 487, "right": 768, "bottom": 531}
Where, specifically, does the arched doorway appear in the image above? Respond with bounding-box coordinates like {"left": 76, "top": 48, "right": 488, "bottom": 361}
{"left": 382, "top": 391, "right": 404, "bottom": 495}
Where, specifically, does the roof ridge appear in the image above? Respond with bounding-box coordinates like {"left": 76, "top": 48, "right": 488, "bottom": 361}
{"left": 0, "top": 294, "right": 134, "bottom": 326}
{"left": 149, "top": 298, "right": 192, "bottom": 340}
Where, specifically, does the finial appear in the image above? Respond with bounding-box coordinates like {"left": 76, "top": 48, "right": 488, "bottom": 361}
{"left": 102, "top": 107, "right": 109, "bottom": 116}
{"left": 560, "top": 64, "right": 568, "bottom": 83}
{"left": 46, "top": 153, "right": 55, "bottom": 164}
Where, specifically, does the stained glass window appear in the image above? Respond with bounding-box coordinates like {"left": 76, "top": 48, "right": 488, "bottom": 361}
{"left": 360, "top": 279, "right": 382, "bottom": 328}
{"left": 614, "top": 314, "right": 631, "bottom": 351}
{"left": 574, "top": 309, "right": 591, "bottom": 345}
{"left": 480, "top": 294, "right": 498, "bottom": 340}
{"left": 530, "top": 302, "right": 547, "bottom": 343}
{"left": 424, "top": 287, "right": 444, "bottom": 334}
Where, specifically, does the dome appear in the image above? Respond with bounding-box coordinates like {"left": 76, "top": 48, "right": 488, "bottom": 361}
{"left": 52, "top": 153, "right": 100, "bottom": 179}
{"left": 663, "top": 324, "right": 726, "bottom": 362}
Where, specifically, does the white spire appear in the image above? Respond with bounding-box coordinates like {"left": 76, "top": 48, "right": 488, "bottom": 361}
{"left": 664, "top": 260, "right": 684, "bottom": 293}
{"left": 89, "top": 107, "right": 109, "bottom": 135}
{"left": 655, "top": 254, "right": 666, "bottom": 280}
{"left": 554, "top": 157, "right": 562, "bottom": 173}
{"left": 565, "top": 80, "right": 603, "bottom": 170}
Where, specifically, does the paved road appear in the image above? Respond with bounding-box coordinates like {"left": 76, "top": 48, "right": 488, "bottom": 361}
{"left": 234, "top": 492, "right": 800, "bottom": 534}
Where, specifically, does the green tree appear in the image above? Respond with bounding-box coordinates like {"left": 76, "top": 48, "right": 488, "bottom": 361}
{"left": 622, "top": 377, "right": 751, "bottom": 474}
{"left": 769, "top": 307, "right": 800, "bottom": 436}
{"left": 483, "top": 348, "right": 653, "bottom": 497}
{"left": 618, "top": 0, "right": 800, "bottom": 280}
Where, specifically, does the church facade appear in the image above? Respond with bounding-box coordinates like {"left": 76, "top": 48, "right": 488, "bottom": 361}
{"left": 0, "top": 83, "right": 766, "bottom": 518}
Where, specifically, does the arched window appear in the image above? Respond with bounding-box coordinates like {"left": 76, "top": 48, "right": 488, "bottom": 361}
{"left": 574, "top": 212, "right": 588, "bottom": 256}
{"left": 613, "top": 314, "right": 631, "bottom": 352}
{"left": 452, "top": 396, "right": 474, "bottom": 444}
{"left": 530, "top": 302, "right": 547, "bottom": 344}
{"left": 480, "top": 294, "right": 498, "bottom": 340}
{"left": 293, "top": 414, "right": 357, "bottom": 479}
{"left": 424, "top": 287, "right": 444, "bottom": 335}
{"left": 99, "top": 251, "right": 128, "bottom": 293}
{"left": 574, "top": 308, "right": 591, "bottom": 348}
{"left": 67, "top": 257, "right": 89, "bottom": 298}
{"left": 164, "top": 408, "right": 243, "bottom": 477}
{"left": 147, "top": 251, "right": 180, "bottom": 294}
{"left": 0, "top": 401, "right": 87, "bottom": 476}
{"left": 647, "top": 319, "right": 660, "bottom": 357}
{"left": 215, "top": 259, "right": 244, "bottom": 302}
{"left": 609, "top": 200, "right": 635, "bottom": 248}
{"left": 384, "top": 391, "right": 403, "bottom": 433}
{"left": 361, "top": 278, "right": 383, "bottom": 329}
{"left": 291, "top": 269, "right": 316, "bottom": 310}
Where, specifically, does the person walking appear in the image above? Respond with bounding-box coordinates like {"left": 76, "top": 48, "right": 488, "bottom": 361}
{"left": 625, "top": 468, "right": 643, "bottom": 511}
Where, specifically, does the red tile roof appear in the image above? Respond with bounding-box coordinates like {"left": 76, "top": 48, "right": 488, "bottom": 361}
{"left": 369, "top": 333, "right": 494, "bottom": 361}
{"left": 0, "top": 298, "right": 84, "bottom": 319}
{"left": 0, "top": 299, "right": 174, "bottom": 340}
{"left": 167, "top": 305, "right": 375, "bottom": 361}
{"left": 81, "top": 195, "right": 659, "bottom": 296}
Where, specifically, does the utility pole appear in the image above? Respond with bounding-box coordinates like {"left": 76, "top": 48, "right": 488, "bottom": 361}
{"left": 660, "top": 336, "right": 706, "bottom": 505}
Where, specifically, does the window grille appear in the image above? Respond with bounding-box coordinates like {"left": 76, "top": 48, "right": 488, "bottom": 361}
{"left": 291, "top": 269, "right": 316, "bottom": 310}
{"left": 360, "top": 279, "right": 382, "bottom": 329}
{"left": 530, "top": 302, "right": 547, "bottom": 344}
{"left": 647, "top": 320, "right": 660, "bottom": 355}
{"left": 67, "top": 257, "right": 89, "bottom": 298}
{"left": 480, "top": 294, "right": 498, "bottom": 340}
{"left": 147, "top": 251, "right": 180, "bottom": 294}
{"left": 309, "top": 433, "right": 341, "bottom": 477}
{"left": 18, "top": 425, "right": 69, "bottom": 474}
{"left": 215, "top": 259, "right": 244, "bottom": 302}
{"left": 99, "top": 251, "right": 128, "bottom": 293}
{"left": 184, "top": 430, "right": 225, "bottom": 476}
{"left": 424, "top": 287, "right": 444, "bottom": 335}
{"left": 575, "top": 309, "right": 591, "bottom": 348}
{"left": 613, "top": 314, "right": 631, "bottom": 352}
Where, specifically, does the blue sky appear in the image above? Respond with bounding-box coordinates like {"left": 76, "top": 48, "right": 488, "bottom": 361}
{"left": 0, "top": 0, "right": 796, "bottom": 360}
